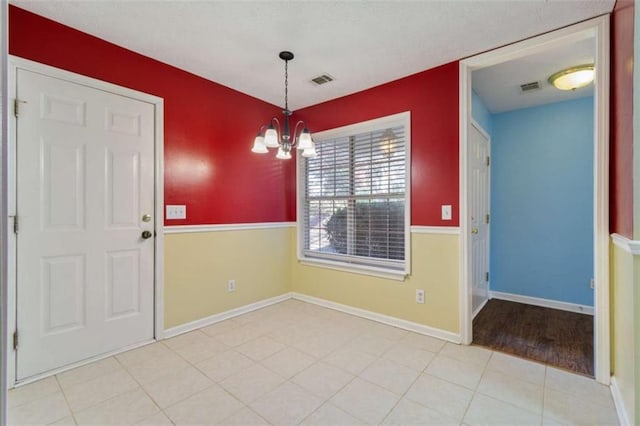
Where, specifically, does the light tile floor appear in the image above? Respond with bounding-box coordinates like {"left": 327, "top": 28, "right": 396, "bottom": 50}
{"left": 8, "top": 300, "right": 620, "bottom": 425}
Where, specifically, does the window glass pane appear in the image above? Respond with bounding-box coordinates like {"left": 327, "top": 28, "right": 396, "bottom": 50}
{"left": 302, "top": 118, "right": 407, "bottom": 270}
{"left": 305, "top": 199, "right": 348, "bottom": 253}
{"left": 351, "top": 199, "right": 404, "bottom": 260}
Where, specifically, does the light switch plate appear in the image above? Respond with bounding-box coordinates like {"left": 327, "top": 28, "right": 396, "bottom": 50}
{"left": 166, "top": 205, "right": 186, "bottom": 219}
{"left": 441, "top": 205, "right": 452, "bottom": 220}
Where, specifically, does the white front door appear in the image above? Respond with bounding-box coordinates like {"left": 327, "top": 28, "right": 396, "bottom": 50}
{"left": 469, "top": 121, "right": 490, "bottom": 317}
{"left": 15, "top": 69, "right": 155, "bottom": 380}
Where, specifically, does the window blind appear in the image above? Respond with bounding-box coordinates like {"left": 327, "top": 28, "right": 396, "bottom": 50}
{"left": 301, "top": 124, "right": 407, "bottom": 271}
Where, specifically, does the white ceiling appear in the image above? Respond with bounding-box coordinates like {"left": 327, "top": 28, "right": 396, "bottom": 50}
{"left": 11, "top": 0, "right": 614, "bottom": 111}
{"left": 473, "top": 37, "right": 596, "bottom": 114}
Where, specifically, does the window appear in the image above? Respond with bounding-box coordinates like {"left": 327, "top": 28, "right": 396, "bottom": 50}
{"left": 298, "top": 112, "right": 410, "bottom": 278}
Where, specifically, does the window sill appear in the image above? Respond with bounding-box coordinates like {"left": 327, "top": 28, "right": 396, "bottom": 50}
{"left": 297, "top": 257, "right": 408, "bottom": 281}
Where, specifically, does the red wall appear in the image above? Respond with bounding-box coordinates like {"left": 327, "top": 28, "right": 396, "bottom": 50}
{"left": 610, "top": 0, "right": 635, "bottom": 238}
{"left": 9, "top": 5, "right": 290, "bottom": 226}
{"left": 295, "top": 63, "right": 460, "bottom": 226}
{"left": 17, "top": 6, "right": 624, "bottom": 231}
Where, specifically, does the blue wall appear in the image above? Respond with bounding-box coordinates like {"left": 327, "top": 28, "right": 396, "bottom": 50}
{"left": 490, "top": 97, "right": 594, "bottom": 306}
{"left": 472, "top": 90, "right": 493, "bottom": 134}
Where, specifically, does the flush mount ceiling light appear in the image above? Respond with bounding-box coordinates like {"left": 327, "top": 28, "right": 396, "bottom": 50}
{"left": 548, "top": 64, "right": 595, "bottom": 91}
{"left": 251, "top": 51, "right": 317, "bottom": 159}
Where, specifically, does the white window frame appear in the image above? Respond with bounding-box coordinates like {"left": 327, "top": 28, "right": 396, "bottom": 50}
{"left": 296, "top": 111, "right": 411, "bottom": 280}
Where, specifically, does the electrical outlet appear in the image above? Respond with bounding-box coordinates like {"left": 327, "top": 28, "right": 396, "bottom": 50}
{"left": 166, "top": 205, "right": 186, "bottom": 220}
{"left": 227, "top": 279, "right": 236, "bottom": 292}
{"left": 415, "top": 289, "right": 425, "bottom": 304}
{"left": 441, "top": 205, "right": 452, "bottom": 221}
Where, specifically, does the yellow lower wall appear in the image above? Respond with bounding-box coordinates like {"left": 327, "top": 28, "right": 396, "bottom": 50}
{"left": 163, "top": 226, "right": 460, "bottom": 336}
{"left": 610, "top": 240, "right": 637, "bottom": 424}
{"left": 290, "top": 230, "right": 460, "bottom": 334}
{"left": 163, "top": 227, "right": 292, "bottom": 329}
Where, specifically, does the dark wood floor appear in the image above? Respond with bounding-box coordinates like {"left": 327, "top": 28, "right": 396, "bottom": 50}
{"left": 473, "top": 299, "right": 594, "bottom": 377}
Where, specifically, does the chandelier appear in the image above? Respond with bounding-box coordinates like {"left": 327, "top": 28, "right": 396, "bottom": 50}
{"left": 251, "top": 51, "right": 317, "bottom": 159}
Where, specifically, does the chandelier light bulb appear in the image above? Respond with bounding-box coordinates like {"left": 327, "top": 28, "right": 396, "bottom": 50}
{"left": 297, "top": 129, "right": 313, "bottom": 150}
{"left": 302, "top": 143, "right": 317, "bottom": 158}
{"left": 251, "top": 134, "right": 268, "bottom": 153}
{"left": 264, "top": 125, "right": 280, "bottom": 148}
{"left": 276, "top": 146, "right": 292, "bottom": 160}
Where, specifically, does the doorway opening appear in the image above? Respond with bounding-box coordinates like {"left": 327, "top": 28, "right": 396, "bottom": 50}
{"left": 459, "top": 16, "right": 610, "bottom": 383}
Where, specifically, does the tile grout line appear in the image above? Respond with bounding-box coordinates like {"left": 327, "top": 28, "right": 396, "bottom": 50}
{"left": 377, "top": 343, "right": 438, "bottom": 424}
{"left": 53, "top": 374, "right": 78, "bottom": 425}
{"left": 163, "top": 334, "right": 282, "bottom": 425}
{"left": 448, "top": 347, "right": 491, "bottom": 425}
{"left": 196, "top": 312, "right": 328, "bottom": 424}
{"left": 160, "top": 337, "right": 261, "bottom": 425}
{"left": 541, "top": 365, "right": 548, "bottom": 425}
{"left": 280, "top": 347, "right": 358, "bottom": 424}
{"left": 56, "top": 358, "right": 143, "bottom": 421}
{"left": 110, "top": 351, "right": 169, "bottom": 424}
{"left": 6, "top": 377, "right": 61, "bottom": 411}
{"left": 484, "top": 352, "right": 550, "bottom": 421}
{"left": 245, "top": 309, "right": 370, "bottom": 424}
{"left": 293, "top": 326, "right": 401, "bottom": 424}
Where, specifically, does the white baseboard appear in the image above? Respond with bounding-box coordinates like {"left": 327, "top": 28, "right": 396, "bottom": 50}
{"left": 490, "top": 291, "right": 594, "bottom": 315}
{"left": 472, "top": 297, "right": 489, "bottom": 319}
{"left": 162, "top": 293, "right": 293, "bottom": 338}
{"left": 291, "top": 293, "right": 461, "bottom": 343}
{"left": 163, "top": 291, "right": 462, "bottom": 345}
{"left": 610, "top": 376, "right": 632, "bottom": 426}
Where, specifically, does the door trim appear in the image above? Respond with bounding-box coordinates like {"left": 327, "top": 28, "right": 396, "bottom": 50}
{"left": 458, "top": 15, "right": 610, "bottom": 384}
{"left": 7, "top": 56, "right": 165, "bottom": 387}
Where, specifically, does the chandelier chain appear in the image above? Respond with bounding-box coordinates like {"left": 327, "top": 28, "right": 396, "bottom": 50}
{"left": 284, "top": 59, "right": 289, "bottom": 111}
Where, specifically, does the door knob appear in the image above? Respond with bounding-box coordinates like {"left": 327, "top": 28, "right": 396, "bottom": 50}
{"left": 471, "top": 228, "right": 479, "bottom": 234}
{"left": 141, "top": 230, "right": 153, "bottom": 239}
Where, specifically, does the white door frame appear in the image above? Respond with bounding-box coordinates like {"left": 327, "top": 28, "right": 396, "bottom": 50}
{"left": 458, "top": 15, "right": 610, "bottom": 384}
{"left": 7, "top": 56, "right": 165, "bottom": 387}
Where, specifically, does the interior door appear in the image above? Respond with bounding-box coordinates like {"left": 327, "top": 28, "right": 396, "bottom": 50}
{"left": 469, "top": 121, "right": 490, "bottom": 317}
{"left": 15, "top": 69, "right": 155, "bottom": 380}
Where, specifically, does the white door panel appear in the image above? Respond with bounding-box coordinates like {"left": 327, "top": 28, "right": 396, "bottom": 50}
{"left": 469, "top": 122, "right": 490, "bottom": 316}
{"left": 16, "top": 69, "right": 155, "bottom": 380}
{"left": 106, "top": 249, "right": 141, "bottom": 319}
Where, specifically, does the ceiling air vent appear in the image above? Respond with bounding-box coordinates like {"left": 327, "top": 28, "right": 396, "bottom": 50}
{"left": 519, "top": 81, "right": 541, "bottom": 93}
{"left": 311, "top": 74, "right": 334, "bottom": 85}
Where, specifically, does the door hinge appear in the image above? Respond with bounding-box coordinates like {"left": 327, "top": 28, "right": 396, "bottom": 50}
{"left": 486, "top": 156, "right": 490, "bottom": 167}
{"left": 14, "top": 99, "right": 26, "bottom": 118}
{"left": 485, "top": 214, "right": 490, "bottom": 224}
{"left": 13, "top": 215, "right": 18, "bottom": 234}
{"left": 485, "top": 272, "right": 489, "bottom": 282}
{"left": 13, "top": 330, "right": 18, "bottom": 350}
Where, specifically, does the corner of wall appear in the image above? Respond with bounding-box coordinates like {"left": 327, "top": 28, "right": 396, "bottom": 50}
{"left": 163, "top": 226, "right": 293, "bottom": 329}
{"left": 290, "top": 230, "right": 461, "bottom": 335}
{"left": 609, "top": 236, "right": 637, "bottom": 425}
